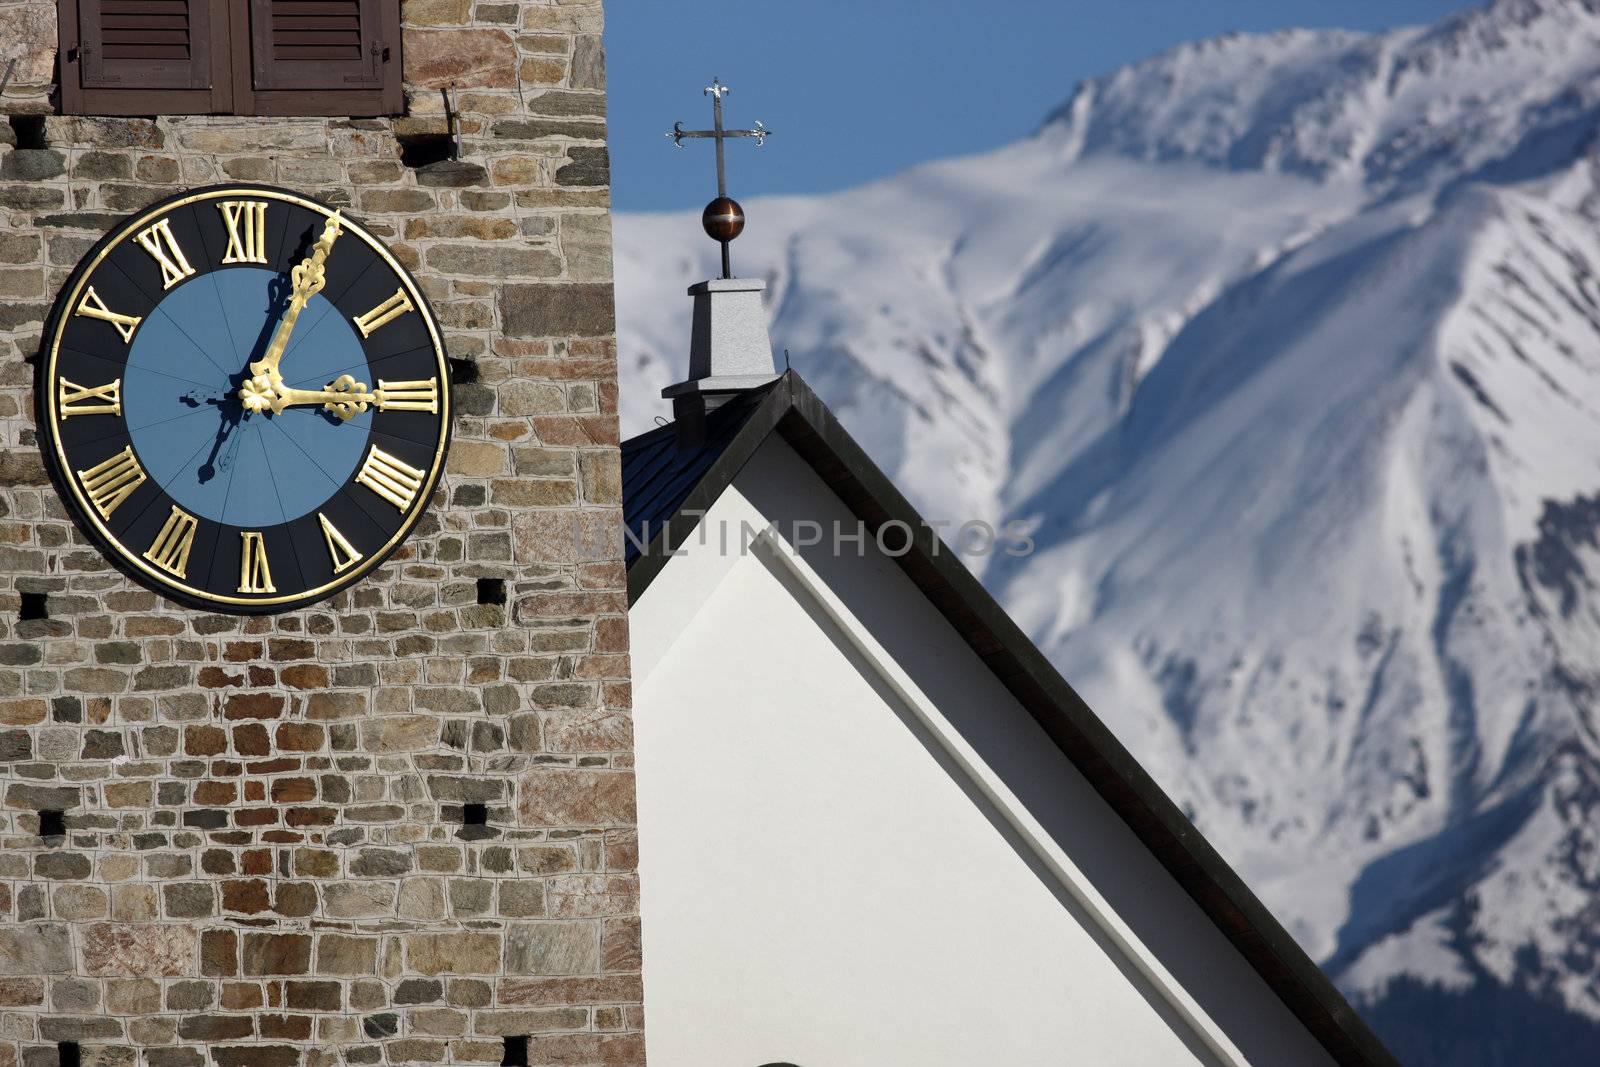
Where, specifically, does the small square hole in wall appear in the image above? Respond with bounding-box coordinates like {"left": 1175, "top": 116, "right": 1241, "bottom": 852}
{"left": 38, "top": 810, "right": 65, "bottom": 839}
{"left": 501, "top": 1036, "right": 530, "bottom": 1067}
{"left": 462, "top": 802, "right": 488, "bottom": 827}
{"left": 19, "top": 592, "right": 47, "bottom": 621}
{"left": 10, "top": 115, "right": 45, "bottom": 150}
{"left": 477, "top": 578, "right": 507, "bottom": 606}
{"left": 58, "top": 1041, "right": 81, "bottom": 1067}
{"left": 398, "top": 132, "right": 453, "bottom": 169}
{"left": 447, "top": 356, "right": 480, "bottom": 384}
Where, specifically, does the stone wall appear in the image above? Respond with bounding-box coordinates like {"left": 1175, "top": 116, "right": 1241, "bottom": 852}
{"left": 0, "top": 2, "right": 643, "bottom": 1065}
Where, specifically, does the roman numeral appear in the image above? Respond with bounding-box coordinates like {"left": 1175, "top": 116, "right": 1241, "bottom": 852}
{"left": 355, "top": 445, "right": 426, "bottom": 512}
{"left": 219, "top": 201, "right": 269, "bottom": 265}
{"left": 352, "top": 288, "right": 415, "bottom": 338}
{"left": 58, "top": 377, "right": 122, "bottom": 419}
{"left": 133, "top": 218, "right": 196, "bottom": 290}
{"left": 143, "top": 505, "right": 198, "bottom": 578}
{"left": 74, "top": 285, "right": 143, "bottom": 343}
{"left": 76, "top": 445, "right": 146, "bottom": 520}
{"left": 238, "top": 531, "right": 275, "bottom": 594}
{"left": 318, "top": 513, "right": 362, "bottom": 574}
{"left": 374, "top": 378, "right": 439, "bottom": 414}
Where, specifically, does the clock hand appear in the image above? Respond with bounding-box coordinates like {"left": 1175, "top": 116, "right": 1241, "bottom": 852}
{"left": 238, "top": 373, "right": 440, "bottom": 420}
{"left": 241, "top": 213, "right": 343, "bottom": 395}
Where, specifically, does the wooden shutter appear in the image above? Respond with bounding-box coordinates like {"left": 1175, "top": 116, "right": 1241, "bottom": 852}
{"left": 76, "top": 0, "right": 212, "bottom": 89}
{"left": 250, "top": 0, "right": 385, "bottom": 90}
{"left": 60, "top": 0, "right": 231, "bottom": 113}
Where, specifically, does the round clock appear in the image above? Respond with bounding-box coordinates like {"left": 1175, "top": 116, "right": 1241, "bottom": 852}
{"left": 37, "top": 184, "right": 451, "bottom": 614}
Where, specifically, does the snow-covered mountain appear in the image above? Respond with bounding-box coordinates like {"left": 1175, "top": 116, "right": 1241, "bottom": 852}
{"left": 613, "top": 1, "right": 1600, "bottom": 1060}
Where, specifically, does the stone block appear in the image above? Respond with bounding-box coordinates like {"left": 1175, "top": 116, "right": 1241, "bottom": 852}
{"left": 323, "top": 882, "right": 396, "bottom": 918}
{"left": 404, "top": 932, "right": 501, "bottom": 975}
{"left": 285, "top": 979, "right": 341, "bottom": 1011}
{"left": 497, "top": 974, "right": 641, "bottom": 1006}
{"left": 350, "top": 848, "right": 410, "bottom": 877}
{"left": 402, "top": 0, "right": 470, "bottom": 24}
{"left": 52, "top": 884, "right": 107, "bottom": 919}
{"left": 394, "top": 977, "right": 443, "bottom": 1005}
{"left": 241, "top": 933, "right": 312, "bottom": 976}
{"left": 505, "top": 922, "right": 598, "bottom": 976}
{"left": 39, "top": 1015, "right": 122, "bottom": 1040}
{"left": 472, "top": 1008, "right": 587, "bottom": 1035}
{"left": 517, "top": 768, "right": 635, "bottom": 827}
{"left": 503, "top": 283, "right": 616, "bottom": 337}
{"left": 398, "top": 877, "right": 447, "bottom": 919}
{"left": 404, "top": 29, "right": 517, "bottom": 88}
{"left": 106, "top": 977, "right": 161, "bottom": 1014}
{"left": 82, "top": 924, "right": 196, "bottom": 977}
{"left": 316, "top": 935, "right": 378, "bottom": 976}
{"left": 555, "top": 146, "right": 609, "bottom": 187}
{"left": 0, "top": 977, "right": 44, "bottom": 1006}
{"left": 200, "top": 929, "right": 237, "bottom": 977}
{"left": 0, "top": 925, "right": 70, "bottom": 975}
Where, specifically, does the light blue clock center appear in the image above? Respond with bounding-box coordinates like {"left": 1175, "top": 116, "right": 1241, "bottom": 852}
{"left": 122, "top": 267, "right": 372, "bottom": 528}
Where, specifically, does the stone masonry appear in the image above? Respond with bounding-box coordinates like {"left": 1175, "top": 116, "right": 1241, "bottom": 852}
{"left": 0, "top": 2, "right": 642, "bottom": 1064}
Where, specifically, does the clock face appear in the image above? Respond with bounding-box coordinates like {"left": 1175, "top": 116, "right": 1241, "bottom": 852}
{"left": 38, "top": 184, "right": 451, "bottom": 614}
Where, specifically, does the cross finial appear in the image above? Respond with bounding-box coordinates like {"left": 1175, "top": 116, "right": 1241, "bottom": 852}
{"left": 666, "top": 78, "right": 773, "bottom": 279}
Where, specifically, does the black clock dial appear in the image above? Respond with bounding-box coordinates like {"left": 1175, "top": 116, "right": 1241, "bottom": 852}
{"left": 37, "top": 184, "right": 451, "bottom": 614}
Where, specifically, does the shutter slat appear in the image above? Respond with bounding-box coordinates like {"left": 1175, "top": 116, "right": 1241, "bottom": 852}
{"left": 272, "top": 15, "right": 360, "bottom": 29}
{"left": 269, "top": 1, "right": 360, "bottom": 13}
{"left": 103, "top": 44, "right": 191, "bottom": 57}
{"left": 275, "top": 30, "right": 362, "bottom": 44}
{"left": 102, "top": 16, "right": 191, "bottom": 28}
{"left": 102, "top": 29, "right": 191, "bottom": 43}
{"left": 101, "top": 0, "right": 189, "bottom": 12}
{"left": 272, "top": 47, "right": 361, "bottom": 59}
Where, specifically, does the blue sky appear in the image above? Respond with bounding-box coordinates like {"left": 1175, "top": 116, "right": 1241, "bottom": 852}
{"left": 604, "top": 0, "right": 1478, "bottom": 212}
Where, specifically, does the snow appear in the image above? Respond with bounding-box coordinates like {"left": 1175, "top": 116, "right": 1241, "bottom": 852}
{"left": 616, "top": 0, "right": 1600, "bottom": 1035}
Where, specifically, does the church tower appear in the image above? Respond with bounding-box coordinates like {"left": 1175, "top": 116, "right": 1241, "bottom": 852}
{"left": 0, "top": 0, "right": 641, "bottom": 1062}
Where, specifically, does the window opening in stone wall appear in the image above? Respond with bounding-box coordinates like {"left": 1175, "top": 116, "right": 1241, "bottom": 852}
{"left": 398, "top": 131, "right": 455, "bottom": 170}
{"left": 463, "top": 802, "right": 488, "bottom": 827}
{"left": 477, "top": 578, "right": 507, "bottom": 606}
{"left": 19, "top": 592, "right": 47, "bottom": 621}
{"left": 9, "top": 115, "right": 45, "bottom": 150}
{"left": 38, "top": 809, "right": 66, "bottom": 840}
{"left": 502, "top": 1035, "right": 530, "bottom": 1066}
{"left": 58, "top": 1041, "right": 81, "bottom": 1067}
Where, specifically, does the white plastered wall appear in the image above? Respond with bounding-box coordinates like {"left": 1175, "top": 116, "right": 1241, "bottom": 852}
{"left": 630, "top": 437, "right": 1340, "bottom": 1067}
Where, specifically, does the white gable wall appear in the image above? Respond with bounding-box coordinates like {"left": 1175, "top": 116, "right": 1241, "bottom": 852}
{"left": 631, "top": 438, "right": 1339, "bottom": 1067}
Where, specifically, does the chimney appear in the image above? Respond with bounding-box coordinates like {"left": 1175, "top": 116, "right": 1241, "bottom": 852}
{"left": 662, "top": 277, "right": 780, "bottom": 430}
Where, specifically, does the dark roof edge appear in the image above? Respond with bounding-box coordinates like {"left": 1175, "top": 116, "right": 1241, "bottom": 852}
{"left": 625, "top": 371, "right": 1398, "bottom": 1067}
{"left": 625, "top": 380, "right": 792, "bottom": 605}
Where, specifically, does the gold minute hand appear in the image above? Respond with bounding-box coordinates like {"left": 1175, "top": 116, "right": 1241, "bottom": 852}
{"left": 245, "top": 212, "right": 343, "bottom": 384}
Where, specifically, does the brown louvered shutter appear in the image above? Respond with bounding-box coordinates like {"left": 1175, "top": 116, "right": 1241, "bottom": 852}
{"left": 250, "top": 0, "right": 386, "bottom": 90}
{"left": 76, "top": 0, "right": 212, "bottom": 89}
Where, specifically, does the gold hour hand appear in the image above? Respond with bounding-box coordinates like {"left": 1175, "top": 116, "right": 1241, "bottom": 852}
{"left": 243, "top": 213, "right": 343, "bottom": 385}
{"left": 238, "top": 374, "right": 439, "bottom": 421}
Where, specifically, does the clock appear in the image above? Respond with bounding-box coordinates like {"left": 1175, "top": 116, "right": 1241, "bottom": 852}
{"left": 37, "top": 184, "right": 451, "bottom": 614}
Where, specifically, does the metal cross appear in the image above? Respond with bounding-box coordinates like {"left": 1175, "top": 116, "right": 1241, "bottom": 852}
{"left": 669, "top": 78, "right": 770, "bottom": 277}
{"left": 668, "top": 77, "right": 770, "bottom": 199}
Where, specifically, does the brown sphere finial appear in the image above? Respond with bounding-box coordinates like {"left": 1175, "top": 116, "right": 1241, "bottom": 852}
{"left": 702, "top": 197, "right": 746, "bottom": 243}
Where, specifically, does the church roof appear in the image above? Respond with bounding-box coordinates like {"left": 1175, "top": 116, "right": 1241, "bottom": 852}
{"left": 620, "top": 385, "right": 775, "bottom": 569}
{"left": 620, "top": 371, "right": 1399, "bottom": 1067}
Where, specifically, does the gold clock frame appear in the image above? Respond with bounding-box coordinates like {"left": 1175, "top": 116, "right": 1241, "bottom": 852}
{"left": 39, "top": 184, "right": 452, "bottom": 612}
